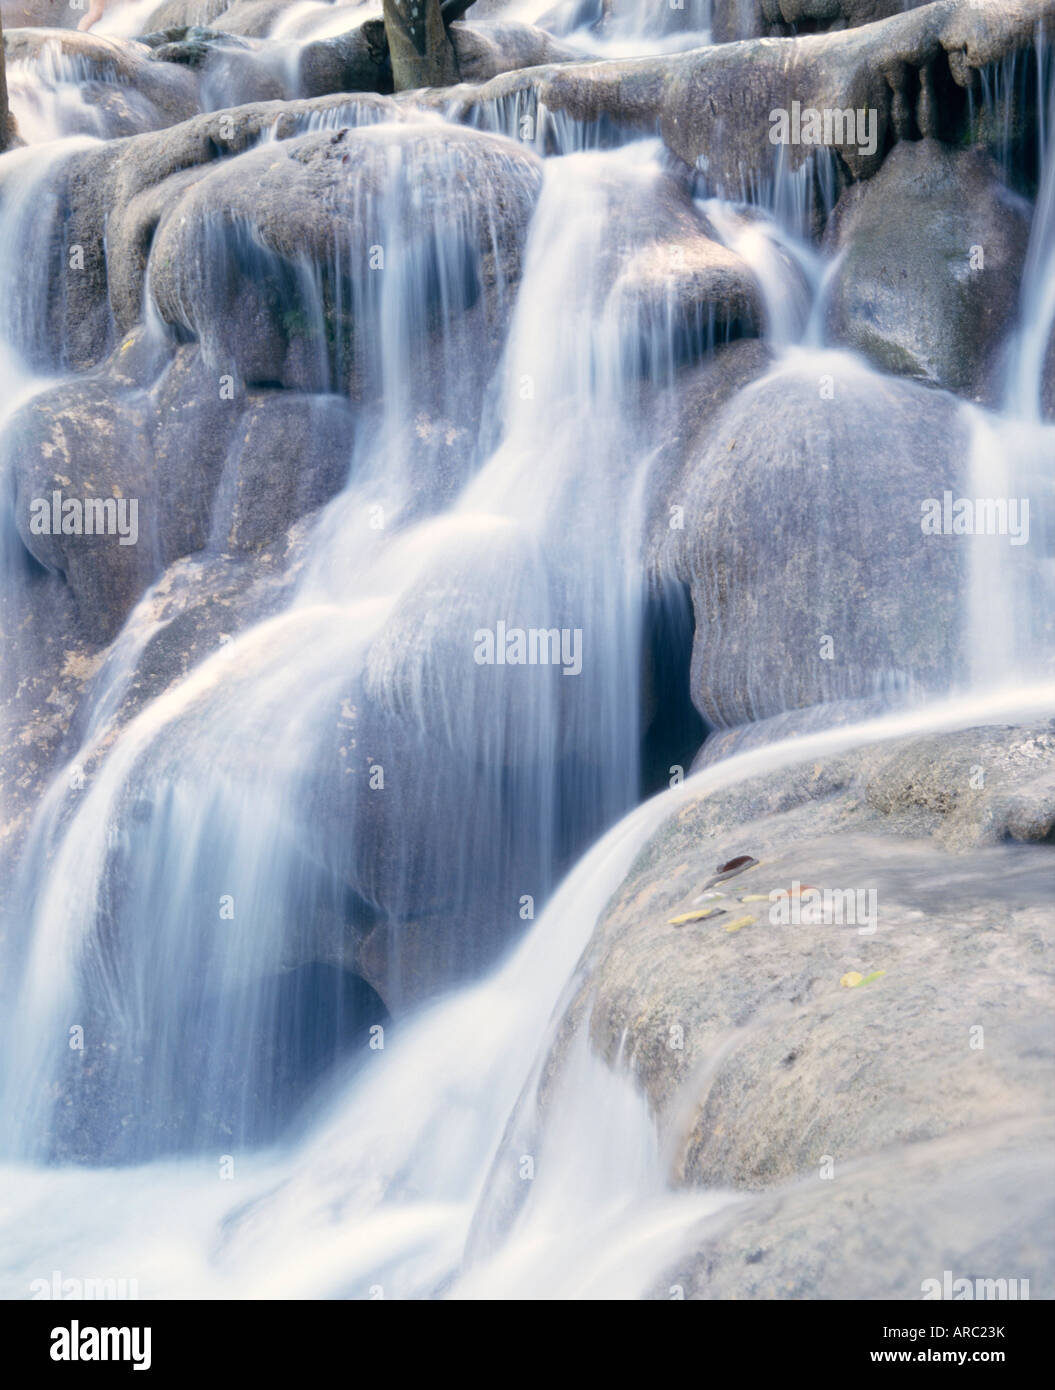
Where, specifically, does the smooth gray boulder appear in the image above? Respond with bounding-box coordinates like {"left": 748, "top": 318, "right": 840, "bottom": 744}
{"left": 651, "top": 354, "right": 972, "bottom": 728}
{"left": 0, "top": 94, "right": 412, "bottom": 371}
{"left": 145, "top": 121, "right": 543, "bottom": 391}
{"left": 3, "top": 341, "right": 356, "bottom": 643}
{"left": 448, "top": 19, "right": 579, "bottom": 83}
{"left": 823, "top": 138, "right": 1030, "bottom": 402}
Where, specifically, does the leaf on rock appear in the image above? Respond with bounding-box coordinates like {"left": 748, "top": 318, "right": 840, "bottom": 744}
{"left": 669, "top": 906, "right": 726, "bottom": 925}
{"left": 723, "top": 915, "right": 755, "bottom": 934}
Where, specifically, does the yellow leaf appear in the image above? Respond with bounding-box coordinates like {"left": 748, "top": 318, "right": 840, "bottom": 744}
{"left": 739, "top": 894, "right": 770, "bottom": 903}
{"left": 668, "top": 907, "right": 724, "bottom": 925}
{"left": 723, "top": 915, "right": 755, "bottom": 934}
{"left": 840, "top": 972, "right": 863, "bottom": 988}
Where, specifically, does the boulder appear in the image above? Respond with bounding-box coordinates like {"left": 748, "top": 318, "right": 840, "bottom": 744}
{"left": 145, "top": 121, "right": 543, "bottom": 392}
{"left": 711, "top": 0, "right": 933, "bottom": 43}
{"left": 448, "top": 20, "right": 579, "bottom": 84}
{"left": 652, "top": 352, "right": 973, "bottom": 728}
{"left": 504, "top": 716, "right": 1055, "bottom": 1299}
{"left": 3, "top": 27, "right": 200, "bottom": 130}
{"left": 135, "top": 0, "right": 231, "bottom": 31}
{"left": 823, "top": 138, "right": 1031, "bottom": 403}
{"left": 6, "top": 375, "right": 158, "bottom": 646}
{"left": 0, "top": 94, "right": 413, "bottom": 371}
{"left": 662, "top": 1116, "right": 1054, "bottom": 1299}
{"left": 545, "top": 717, "right": 1055, "bottom": 1168}
{"left": 298, "top": 20, "right": 390, "bottom": 98}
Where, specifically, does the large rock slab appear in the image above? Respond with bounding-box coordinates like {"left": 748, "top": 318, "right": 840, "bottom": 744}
{"left": 506, "top": 717, "right": 1055, "bottom": 1299}
{"left": 712, "top": 0, "right": 934, "bottom": 43}
{"left": 447, "top": 0, "right": 1054, "bottom": 191}
{"left": 662, "top": 1115, "right": 1054, "bottom": 1298}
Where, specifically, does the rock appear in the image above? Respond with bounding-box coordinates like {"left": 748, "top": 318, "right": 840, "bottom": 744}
{"left": 823, "top": 139, "right": 1031, "bottom": 402}
{"left": 448, "top": 0, "right": 1053, "bottom": 192}
{"left": 448, "top": 20, "right": 580, "bottom": 84}
{"left": 0, "top": 561, "right": 93, "bottom": 882}
{"left": 209, "top": 392, "right": 354, "bottom": 553}
{"left": 662, "top": 1116, "right": 1054, "bottom": 1298}
{"left": 860, "top": 722, "right": 1055, "bottom": 849}
{"left": 711, "top": 0, "right": 933, "bottom": 43}
{"left": 3, "top": 27, "right": 200, "bottom": 130}
{"left": 531, "top": 717, "right": 1055, "bottom": 1208}
{"left": 144, "top": 25, "right": 251, "bottom": 67}
{"left": 652, "top": 352, "right": 973, "bottom": 728}
{"left": 145, "top": 121, "right": 543, "bottom": 392}
{"left": 0, "top": 0, "right": 78, "bottom": 28}
{"left": 3, "top": 94, "right": 411, "bottom": 371}
{"left": 2, "top": 338, "right": 354, "bottom": 646}
{"left": 195, "top": 0, "right": 292, "bottom": 36}
{"left": 6, "top": 376, "right": 158, "bottom": 646}
{"left": 613, "top": 237, "right": 763, "bottom": 361}
{"left": 0, "top": 469, "right": 317, "bottom": 892}
{"left": 298, "top": 20, "right": 390, "bottom": 98}
{"left": 135, "top": 0, "right": 231, "bottom": 32}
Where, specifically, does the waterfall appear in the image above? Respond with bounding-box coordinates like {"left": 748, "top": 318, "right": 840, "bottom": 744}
{"left": 0, "top": 0, "right": 1052, "bottom": 1304}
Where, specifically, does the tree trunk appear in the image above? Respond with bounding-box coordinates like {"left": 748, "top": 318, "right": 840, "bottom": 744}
{"left": 0, "top": 16, "right": 19, "bottom": 154}
{"left": 382, "top": 0, "right": 458, "bottom": 93}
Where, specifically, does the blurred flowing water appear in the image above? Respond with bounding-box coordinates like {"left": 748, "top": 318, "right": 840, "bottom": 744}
{"left": 0, "top": 11, "right": 1051, "bottom": 1298}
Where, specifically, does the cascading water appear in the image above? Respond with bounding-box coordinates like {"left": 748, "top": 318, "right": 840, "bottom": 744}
{"left": 0, "top": 0, "right": 1052, "bottom": 1304}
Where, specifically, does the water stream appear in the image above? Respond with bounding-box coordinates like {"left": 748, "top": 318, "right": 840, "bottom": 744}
{"left": 0, "top": 0, "right": 1052, "bottom": 1300}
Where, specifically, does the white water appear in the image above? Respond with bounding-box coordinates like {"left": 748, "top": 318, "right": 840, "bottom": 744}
{"left": 1, "top": 682, "right": 1050, "bottom": 1298}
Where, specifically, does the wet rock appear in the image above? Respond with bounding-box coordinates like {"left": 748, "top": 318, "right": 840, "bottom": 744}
{"left": 448, "top": 20, "right": 580, "bottom": 83}
{"left": 6, "top": 376, "right": 158, "bottom": 645}
{"left": 210, "top": 392, "right": 354, "bottom": 553}
{"left": 145, "top": 121, "right": 543, "bottom": 392}
{"left": 3, "top": 339, "right": 355, "bottom": 646}
{"left": 145, "top": 25, "right": 251, "bottom": 68}
{"left": 613, "top": 237, "right": 763, "bottom": 360}
{"left": 711, "top": 0, "right": 933, "bottom": 43}
{"left": 0, "top": 493, "right": 313, "bottom": 884}
{"left": 823, "top": 139, "right": 1030, "bottom": 403}
{"left": 136, "top": 0, "right": 231, "bottom": 31}
{"left": 530, "top": 717, "right": 1055, "bottom": 1204}
{"left": 3, "top": 27, "right": 200, "bottom": 130}
{"left": 661, "top": 1116, "right": 1054, "bottom": 1298}
{"left": 11, "top": 95, "right": 410, "bottom": 369}
{"left": 299, "top": 20, "right": 391, "bottom": 98}
{"left": 653, "top": 352, "right": 972, "bottom": 728}
{"left": 450, "top": 0, "right": 1052, "bottom": 191}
